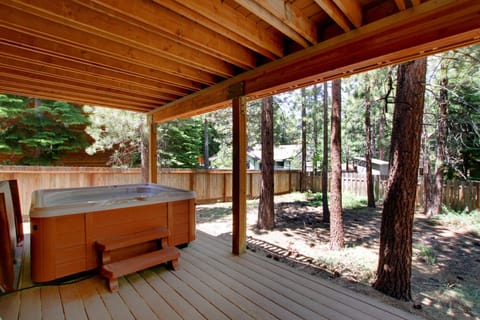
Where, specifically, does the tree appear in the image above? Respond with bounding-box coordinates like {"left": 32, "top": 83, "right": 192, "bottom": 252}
{"left": 373, "top": 57, "right": 427, "bottom": 300}
{"left": 257, "top": 96, "right": 275, "bottom": 230}
{"left": 157, "top": 118, "right": 220, "bottom": 168}
{"left": 300, "top": 87, "right": 307, "bottom": 192}
{"left": 0, "top": 95, "right": 92, "bottom": 165}
{"left": 322, "top": 82, "right": 330, "bottom": 223}
{"left": 86, "top": 106, "right": 146, "bottom": 167}
{"left": 364, "top": 79, "right": 376, "bottom": 208}
{"left": 312, "top": 85, "right": 320, "bottom": 174}
{"left": 330, "top": 79, "right": 344, "bottom": 249}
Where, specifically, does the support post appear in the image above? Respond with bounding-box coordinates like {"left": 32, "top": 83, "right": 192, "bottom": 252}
{"left": 232, "top": 96, "right": 247, "bottom": 255}
{"left": 148, "top": 115, "right": 158, "bottom": 184}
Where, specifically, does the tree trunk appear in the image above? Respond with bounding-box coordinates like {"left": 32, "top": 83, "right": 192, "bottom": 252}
{"left": 301, "top": 88, "right": 307, "bottom": 192}
{"left": 422, "top": 129, "right": 433, "bottom": 214}
{"left": 330, "top": 79, "right": 344, "bottom": 250}
{"left": 141, "top": 123, "right": 149, "bottom": 184}
{"left": 258, "top": 96, "right": 275, "bottom": 230}
{"left": 365, "top": 83, "right": 376, "bottom": 208}
{"left": 373, "top": 58, "right": 427, "bottom": 301}
{"left": 313, "top": 85, "right": 319, "bottom": 175}
{"left": 379, "top": 68, "right": 393, "bottom": 161}
{"left": 427, "top": 73, "right": 448, "bottom": 217}
{"left": 322, "top": 82, "right": 330, "bottom": 223}
{"left": 203, "top": 118, "right": 210, "bottom": 168}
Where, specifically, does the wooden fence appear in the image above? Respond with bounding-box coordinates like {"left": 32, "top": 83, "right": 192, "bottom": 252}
{"left": 0, "top": 166, "right": 300, "bottom": 218}
{"left": 0, "top": 166, "right": 478, "bottom": 219}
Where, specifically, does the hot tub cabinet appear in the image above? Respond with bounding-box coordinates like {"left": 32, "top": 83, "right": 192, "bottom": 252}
{"left": 30, "top": 184, "right": 195, "bottom": 283}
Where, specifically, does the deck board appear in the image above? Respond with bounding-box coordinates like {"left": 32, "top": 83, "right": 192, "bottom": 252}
{"left": 126, "top": 272, "right": 182, "bottom": 320}
{"left": 91, "top": 276, "right": 135, "bottom": 320}
{"left": 59, "top": 284, "right": 87, "bottom": 320}
{"left": 0, "top": 231, "right": 425, "bottom": 320}
{"left": 199, "top": 232, "right": 408, "bottom": 320}
{"left": 19, "top": 287, "right": 41, "bottom": 320}
{"left": 76, "top": 278, "right": 111, "bottom": 320}
{"left": 0, "top": 291, "right": 19, "bottom": 320}
{"left": 40, "top": 286, "right": 64, "bottom": 319}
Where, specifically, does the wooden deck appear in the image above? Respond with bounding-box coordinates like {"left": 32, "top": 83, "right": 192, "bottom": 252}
{"left": 0, "top": 231, "right": 424, "bottom": 320}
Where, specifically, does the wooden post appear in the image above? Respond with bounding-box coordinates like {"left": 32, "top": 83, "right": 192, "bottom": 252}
{"left": 148, "top": 115, "right": 158, "bottom": 184}
{"left": 232, "top": 96, "right": 247, "bottom": 255}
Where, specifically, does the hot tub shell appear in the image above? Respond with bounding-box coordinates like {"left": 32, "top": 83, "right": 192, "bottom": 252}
{"left": 30, "top": 184, "right": 195, "bottom": 282}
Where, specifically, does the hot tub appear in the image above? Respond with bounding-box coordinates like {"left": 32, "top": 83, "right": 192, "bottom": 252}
{"left": 30, "top": 184, "right": 195, "bottom": 282}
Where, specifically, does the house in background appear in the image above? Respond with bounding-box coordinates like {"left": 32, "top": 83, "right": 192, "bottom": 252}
{"left": 247, "top": 144, "right": 302, "bottom": 170}
{"left": 353, "top": 156, "right": 389, "bottom": 176}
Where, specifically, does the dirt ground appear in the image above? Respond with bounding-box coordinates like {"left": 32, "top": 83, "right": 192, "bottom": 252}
{"left": 196, "top": 194, "right": 480, "bottom": 320}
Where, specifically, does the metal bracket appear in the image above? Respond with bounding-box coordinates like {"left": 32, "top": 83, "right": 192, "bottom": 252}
{"left": 227, "top": 81, "right": 245, "bottom": 99}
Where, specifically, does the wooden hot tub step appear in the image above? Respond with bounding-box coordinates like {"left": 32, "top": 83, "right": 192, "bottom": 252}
{"left": 101, "top": 246, "right": 180, "bottom": 292}
{"left": 95, "top": 227, "right": 171, "bottom": 265}
{"left": 95, "top": 227, "right": 170, "bottom": 252}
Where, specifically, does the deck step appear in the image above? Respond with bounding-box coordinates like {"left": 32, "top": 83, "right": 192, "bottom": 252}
{"left": 101, "top": 247, "right": 180, "bottom": 292}
{"left": 95, "top": 227, "right": 170, "bottom": 252}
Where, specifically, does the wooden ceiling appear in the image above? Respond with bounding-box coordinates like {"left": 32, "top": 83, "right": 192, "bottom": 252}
{"left": 1, "top": 0, "right": 479, "bottom": 122}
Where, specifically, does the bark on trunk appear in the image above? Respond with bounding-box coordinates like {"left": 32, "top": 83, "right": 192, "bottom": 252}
{"left": 322, "top": 82, "right": 330, "bottom": 223}
{"left": 301, "top": 88, "right": 307, "bottom": 192}
{"left": 203, "top": 118, "right": 210, "bottom": 168}
{"left": 330, "top": 79, "right": 344, "bottom": 250}
{"left": 373, "top": 58, "right": 427, "bottom": 301}
{"left": 365, "top": 84, "right": 376, "bottom": 208}
{"left": 258, "top": 96, "right": 275, "bottom": 230}
{"left": 430, "top": 75, "right": 448, "bottom": 217}
{"left": 313, "top": 85, "right": 319, "bottom": 175}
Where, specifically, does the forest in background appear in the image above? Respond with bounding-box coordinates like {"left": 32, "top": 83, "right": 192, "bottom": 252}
{"left": 1, "top": 45, "right": 479, "bottom": 179}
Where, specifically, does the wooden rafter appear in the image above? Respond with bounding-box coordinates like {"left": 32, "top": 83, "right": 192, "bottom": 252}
{"left": 2, "top": 1, "right": 233, "bottom": 79}
{"left": 395, "top": 0, "right": 407, "bottom": 10}
{"left": 333, "top": 0, "right": 362, "bottom": 28}
{"left": 86, "top": 0, "right": 257, "bottom": 70}
{"left": 159, "top": 0, "right": 285, "bottom": 58}
{"left": 0, "top": 0, "right": 479, "bottom": 114}
{"left": 151, "top": 0, "right": 480, "bottom": 123}
{"left": 313, "top": 0, "right": 352, "bottom": 32}
{"left": 0, "top": 43, "right": 193, "bottom": 97}
{"left": 233, "top": 0, "right": 317, "bottom": 46}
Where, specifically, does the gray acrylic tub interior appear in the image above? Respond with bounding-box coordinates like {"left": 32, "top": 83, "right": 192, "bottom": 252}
{"left": 30, "top": 183, "right": 195, "bottom": 218}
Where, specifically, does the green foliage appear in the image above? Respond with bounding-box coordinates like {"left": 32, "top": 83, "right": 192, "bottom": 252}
{"left": 0, "top": 95, "right": 92, "bottom": 165}
{"left": 343, "top": 67, "right": 395, "bottom": 162}
{"left": 425, "top": 46, "right": 480, "bottom": 180}
{"left": 414, "top": 243, "right": 437, "bottom": 265}
{"left": 308, "top": 192, "right": 367, "bottom": 210}
{"left": 86, "top": 106, "right": 146, "bottom": 167}
{"left": 435, "top": 208, "right": 480, "bottom": 236}
{"left": 158, "top": 117, "right": 220, "bottom": 168}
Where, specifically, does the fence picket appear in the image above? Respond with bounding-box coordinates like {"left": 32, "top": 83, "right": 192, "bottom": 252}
{"left": 0, "top": 166, "right": 478, "bottom": 219}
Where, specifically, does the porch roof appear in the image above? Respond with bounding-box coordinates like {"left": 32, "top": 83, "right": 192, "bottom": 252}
{"left": 0, "top": 0, "right": 479, "bottom": 122}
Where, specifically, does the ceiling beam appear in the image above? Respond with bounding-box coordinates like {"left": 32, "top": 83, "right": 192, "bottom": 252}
{"left": 0, "top": 67, "right": 167, "bottom": 106}
{"left": 395, "top": 0, "right": 407, "bottom": 10}
{"left": 0, "top": 2, "right": 224, "bottom": 83}
{"left": 86, "top": 0, "right": 257, "bottom": 70}
{"left": 0, "top": 56, "right": 180, "bottom": 102}
{"left": 0, "top": 43, "right": 193, "bottom": 97}
{"left": 333, "top": 0, "right": 362, "bottom": 28}
{"left": 151, "top": 0, "right": 480, "bottom": 123}
{"left": 314, "top": 0, "right": 352, "bottom": 32}
{"left": 159, "top": 0, "right": 284, "bottom": 58}
{"left": 0, "top": 77, "right": 155, "bottom": 112}
{"left": 6, "top": 0, "right": 236, "bottom": 78}
{"left": 0, "top": 27, "right": 207, "bottom": 90}
{"left": 233, "top": 0, "right": 316, "bottom": 46}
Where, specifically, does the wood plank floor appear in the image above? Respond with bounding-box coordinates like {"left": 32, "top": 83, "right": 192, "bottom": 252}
{"left": 0, "top": 231, "right": 425, "bottom": 320}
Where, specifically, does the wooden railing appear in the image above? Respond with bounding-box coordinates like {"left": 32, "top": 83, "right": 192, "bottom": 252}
{"left": 1, "top": 166, "right": 477, "bottom": 219}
